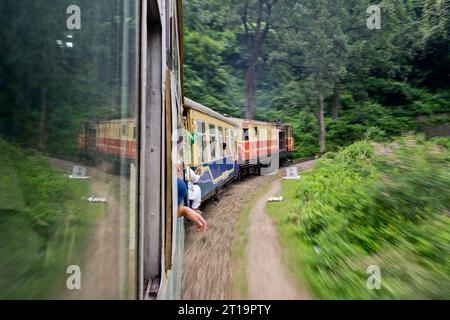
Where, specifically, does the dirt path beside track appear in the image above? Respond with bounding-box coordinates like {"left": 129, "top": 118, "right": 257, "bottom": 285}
{"left": 182, "top": 160, "right": 315, "bottom": 300}
{"left": 246, "top": 179, "right": 309, "bottom": 299}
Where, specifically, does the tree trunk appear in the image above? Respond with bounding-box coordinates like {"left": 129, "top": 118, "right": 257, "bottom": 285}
{"left": 317, "top": 91, "right": 326, "bottom": 154}
{"left": 243, "top": 0, "right": 271, "bottom": 119}
{"left": 316, "top": 60, "right": 326, "bottom": 154}
{"left": 38, "top": 46, "right": 50, "bottom": 152}
{"left": 245, "top": 63, "right": 256, "bottom": 119}
{"left": 332, "top": 79, "right": 340, "bottom": 120}
{"left": 38, "top": 86, "right": 48, "bottom": 152}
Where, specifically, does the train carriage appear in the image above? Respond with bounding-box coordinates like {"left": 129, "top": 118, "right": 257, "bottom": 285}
{"left": 79, "top": 118, "right": 137, "bottom": 165}
{"left": 230, "top": 118, "right": 295, "bottom": 174}
{"left": 232, "top": 118, "right": 279, "bottom": 174}
{"left": 277, "top": 123, "right": 294, "bottom": 165}
{"left": 182, "top": 98, "right": 239, "bottom": 201}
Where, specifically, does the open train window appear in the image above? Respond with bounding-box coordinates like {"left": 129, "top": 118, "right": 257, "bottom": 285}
{"left": 279, "top": 131, "right": 286, "bottom": 150}
{"left": 183, "top": 128, "right": 192, "bottom": 165}
{"left": 225, "top": 129, "right": 232, "bottom": 157}
{"left": 218, "top": 126, "right": 224, "bottom": 159}
{"left": 243, "top": 128, "right": 249, "bottom": 141}
{"left": 197, "top": 121, "right": 206, "bottom": 163}
{"left": 209, "top": 124, "right": 216, "bottom": 160}
{"left": 121, "top": 124, "right": 128, "bottom": 137}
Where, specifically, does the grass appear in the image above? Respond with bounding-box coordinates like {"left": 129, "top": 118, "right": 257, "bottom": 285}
{"left": 266, "top": 138, "right": 450, "bottom": 299}
{"left": 230, "top": 175, "right": 278, "bottom": 299}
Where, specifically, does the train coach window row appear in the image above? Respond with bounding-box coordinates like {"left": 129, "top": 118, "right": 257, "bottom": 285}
{"left": 193, "top": 121, "right": 237, "bottom": 164}
{"left": 188, "top": 120, "right": 294, "bottom": 166}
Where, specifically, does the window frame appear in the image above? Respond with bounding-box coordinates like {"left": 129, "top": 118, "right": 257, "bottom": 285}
{"left": 209, "top": 123, "right": 217, "bottom": 160}
{"left": 196, "top": 120, "right": 206, "bottom": 163}
{"left": 218, "top": 126, "right": 224, "bottom": 159}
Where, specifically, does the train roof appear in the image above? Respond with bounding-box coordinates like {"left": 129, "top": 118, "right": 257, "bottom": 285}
{"left": 184, "top": 97, "right": 238, "bottom": 126}
{"left": 229, "top": 118, "right": 269, "bottom": 126}
{"left": 230, "top": 117, "right": 292, "bottom": 128}
{"left": 94, "top": 118, "right": 136, "bottom": 123}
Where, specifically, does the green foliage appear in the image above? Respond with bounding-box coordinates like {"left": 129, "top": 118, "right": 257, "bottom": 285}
{"left": 0, "top": 0, "right": 137, "bottom": 155}
{"left": 269, "top": 138, "right": 450, "bottom": 299}
{"left": 183, "top": 1, "right": 450, "bottom": 158}
{"left": 0, "top": 139, "right": 101, "bottom": 298}
{"left": 364, "top": 78, "right": 449, "bottom": 115}
{"left": 268, "top": 110, "right": 320, "bottom": 158}
{"left": 430, "top": 136, "right": 450, "bottom": 150}
{"left": 184, "top": 30, "right": 243, "bottom": 116}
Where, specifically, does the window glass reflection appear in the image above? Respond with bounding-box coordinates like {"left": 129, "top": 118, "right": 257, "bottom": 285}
{"left": 0, "top": 0, "right": 139, "bottom": 299}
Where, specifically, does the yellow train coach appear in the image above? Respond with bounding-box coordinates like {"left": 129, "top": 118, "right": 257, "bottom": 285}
{"left": 182, "top": 98, "right": 239, "bottom": 200}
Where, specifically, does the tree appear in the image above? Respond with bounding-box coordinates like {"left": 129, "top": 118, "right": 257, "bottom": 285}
{"left": 183, "top": 0, "right": 244, "bottom": 116}
{"left": 270, "top": 0, "right": 350, "bottom": 153}
{"left": 412, "top": 0, "right": 450, "bottom": 88}
{"left": 234, "top": 0, "right": 279, "bottom": 119}
{"left": 182, "top": 0, "right": 449, "bottom": 157}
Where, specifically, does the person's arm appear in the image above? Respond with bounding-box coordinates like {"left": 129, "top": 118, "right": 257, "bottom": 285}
{"left": 194, "top": 166, "right": 202, "bottom": 175}
{"left": 189, "top": 167, "right": 201, "bottom": 183}
{"left": 177, "top": 205, "right": 207, "bottom": 232}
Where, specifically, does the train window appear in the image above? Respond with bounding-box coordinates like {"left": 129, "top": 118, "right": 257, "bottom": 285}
{"left": 225, "top": 129, "right": 230, "bottom": 157}
{"left": 197, "top": 121, "right": 206, "bottom": 163}
{"left": 133, "top": 126, "right": 136, "bottom": 139}
{"left": 218, "top": 126, "right": 224, "bottom": 159}
{"left": 0, "top": 0, "right": 140, "bottom": 299}
{"left": 121, "top": 124, "right": 128, "bottom": 137}
{"left": 209, "top": 124, "right": 217, "bottom": 160}
{"left": 243, "top": 128, "right": 249, "bottom": 141}
{"left": 183, "top": 128, "right": 192, "bottom": 165}
{"left": 254, "top": 127, "right": 258, "bottom": 137}
{"left": 231, "top": 129, "right": 234, "bottom": 156}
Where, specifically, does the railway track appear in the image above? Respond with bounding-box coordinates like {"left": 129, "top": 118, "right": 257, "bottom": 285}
{"left": 289, "top": 155, "right": 318, "bottom": 165}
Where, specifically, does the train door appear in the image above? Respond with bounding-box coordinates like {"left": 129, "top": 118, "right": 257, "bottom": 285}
{"left": 142, "top": 0, "right": 184, "bottom": 300}
{"left": 140, "top": 0, "right": 163, "bottom": 299}
{"left": 87, "top": 127, "right": 97, "bottom": 151}
{"left": 218, "top": 126, "right": 225, "bottom": 162}
{"left": 287, "top": 126, "right": 294, "bottom": 152}
{"left": 242, "top": 126, "right": 249, "bottom": 164}
{"left": 279, "top": 129, "right": 286, "bottom": 152}
{"left": 254, "top": 126, "right": 259, "bottom": 162}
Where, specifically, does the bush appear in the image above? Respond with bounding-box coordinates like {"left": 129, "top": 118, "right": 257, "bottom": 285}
{"left": 272, "top": 138, "right": 450, "bottom": 299}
